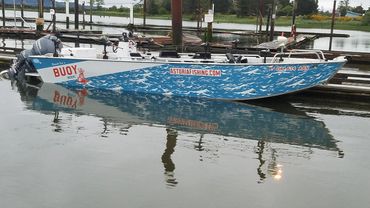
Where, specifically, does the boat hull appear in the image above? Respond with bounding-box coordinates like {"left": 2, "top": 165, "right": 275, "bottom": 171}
{"left": 30, "top": 57, "right": 345, "bottom": 100}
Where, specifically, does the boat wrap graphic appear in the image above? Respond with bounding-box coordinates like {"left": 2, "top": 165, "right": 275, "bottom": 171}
{"left": 31, "top": 57, "right": 344, "bottom": 100}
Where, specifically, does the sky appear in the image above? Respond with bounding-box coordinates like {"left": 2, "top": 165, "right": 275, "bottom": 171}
{"left": 96, "top": 0, "right": 370, "bottom": 12}
{"left": 319, "top": 0, "right": 370, "bottom": 11}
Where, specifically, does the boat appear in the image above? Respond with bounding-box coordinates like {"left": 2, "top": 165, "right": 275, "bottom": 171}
{"left": 5, "top": 34, "right": 347, "bottom": 100}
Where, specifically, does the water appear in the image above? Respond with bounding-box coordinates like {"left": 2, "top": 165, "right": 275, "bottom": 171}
{"left": 1, "top": 63, "right": 370, "bottom": 207}
{"left": 3, "top": 10, "right": 370, "bottom": 52}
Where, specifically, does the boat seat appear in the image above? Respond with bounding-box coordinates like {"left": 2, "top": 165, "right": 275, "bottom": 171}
{"left": 159, "top": 51, "right": 180, "bottom": 58}
{"left": 193, "top": 52, "right": 211, "bottom": 59}
{"left": 226, "top": 53, "right": 236, "bottom": 63}
{"left": 236, "top": 56, "right": 243, "bottom": 63}
{"left": 240, "top": 58, "right": 248, "bottom": 63}
{"left": 130, "top": 53, "right": 143, "bottom": 58}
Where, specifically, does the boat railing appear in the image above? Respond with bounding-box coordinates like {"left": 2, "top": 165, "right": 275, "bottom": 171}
{"left": 272, "top": 49, "right": 326, "bottom": 63}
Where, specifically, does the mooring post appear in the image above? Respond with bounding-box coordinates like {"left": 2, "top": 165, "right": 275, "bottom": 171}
{"left": 36, "top": 0, "right": 44, "bottom": 33}
{"left": 291, "top": 0, "right": 297, "bottom": 40}
{"left": 65, "top": 0, "right": 70, "bottom": 29}
{"left": 74, "top": 0, "right": 79, "bottom": 47}
{"left": 265, "top": 6, "right": 271, "bottom": 41}
{"left": 89, "top": 0, "right": 93, "bottom": 23}
{"left": 269, "top": 0, "right": 277, "bottom": 41}
{"left": 1, "top": 0, "right": 5, "bottom": 27}
{"left": 291, "top": 0, "right": 297, "bottom": 29}
{"left": 206, "top": 0, "right": 214, "bottom": 42}
{"left": 21, "top": 0, "right": 24, "bottom": 28}
{"left": 143, "top": 0, "right": 147, "bottom": 27}
{"left": 89, "top": 0, "right": 93, "bottom": 29}
{"left": 196, "top": 0, "right": 201, "bottom": 30}
{"left": 82, "top": 1, "right": 85, "bottom": 29}
{"left": 52, "top": 0, "right": 56, "bottom": 33}
{"left": 258, "top": 0, "right": 264, "bottom": 33}
{"left": 171, "top": 0, "right": 183, "bottom": 47}
{"left": 13, "top": 0, "right": 16, "bottom": 28}
{"left": 329, "top": 0, "right": 337, "bottom": 51}
{"left": 74, "top": 0, "right": 79, "bottom": 30}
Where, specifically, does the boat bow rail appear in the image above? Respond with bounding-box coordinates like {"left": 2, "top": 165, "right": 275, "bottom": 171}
{"left": 272, "top": 49, "right": 328, "bottom": 63}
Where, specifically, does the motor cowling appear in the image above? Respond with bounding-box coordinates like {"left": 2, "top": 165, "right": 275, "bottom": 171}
{"left": 8, "top": 35, "right": 63, "bottom": 80}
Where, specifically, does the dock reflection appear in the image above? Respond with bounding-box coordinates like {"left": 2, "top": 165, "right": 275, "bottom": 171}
{"left": 161, "top": 129, "right": 178, "bottom": 187}
{"left": 16, "top": 82, "right": 341, "bottom": 184}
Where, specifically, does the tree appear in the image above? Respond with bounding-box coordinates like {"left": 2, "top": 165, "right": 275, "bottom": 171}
{"left": 161, "top": 0, "right": 171, "bottom": 13}
{"left": 213, "top": 0, "right": 232, "bottom": 14}
{"left": 278, "top": 4, "right": 293, "bottom": 16}
{"left": 93, "top": 0, "right": 105, "bottom": 10}
{"left": 147, "top": 0, "right": 159, "bottom": 15}
{"left": 296, "top": 0, "right": 318, "bottom": 15}
{"left": 236, "top": 0, "right": 258, "bottom": 17}
{"left": 338, "top": 0, "right": 349, "bottom": 16}
{"left": 183, "top": 0, "right": 198, "bottom": 14}
{"left": 279, "top": 0, "right": 291, "bottom": 7}
{"left": 351, "top": 6, "right": 365, "bottom": 14}
{"left": 362, "top": 11, "right": 370, "bottom": 25}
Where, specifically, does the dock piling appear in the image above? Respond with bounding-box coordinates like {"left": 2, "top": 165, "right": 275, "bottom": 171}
{"left": 329, "top": 0, "right": 337, "bottom": 51}
{"left": 74, "top": 0, "right": 79, "bottom": 30}
{"left": 37, "top": 0, "right": 44, "bottom": 33}
{"left": 1, "top": 0, "right": 5, "bottom": 27}
{"left": 269, "top": 0, "right": 277, "bottom": 41}
{"left": 21, "top": 0, "right": 24, "bottom": 28}
{"left": 52, "top": 0, "right": 56, "bottom": 33}
{"left": 143, "top": 0, "right": 147, "bottom": 27}
{"left": 65, "top": 0, "right": 70, "bottom": 29}
{"left": 171, "top": 0, "right": 183, "bottom": 47}
{"left": 82, "top": 1, "right": 85, "bottom": 29}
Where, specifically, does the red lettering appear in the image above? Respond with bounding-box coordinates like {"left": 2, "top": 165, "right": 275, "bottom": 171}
{"left": 52, "top": 90, "right": 79, "bottom": 109}
{"left": 53, "top": 65, "right": 79, "bottom": 78}
{"left": 66, "top": 66, "right": 72, "bottom": 75}
{"left": 71, "top": 100, "right": 77, "bottom": 109}
{"left": 66, "top": 97, "right": 73, "bottom": 106}
{"left": 53, "top": 91, "right": 60, "bottom": 102}
{"left": 60, "top": 95, "right": 67, "bottom": 105}
{"left": 71, "top": 65, "right": 77, "bottom": 74}
{"left": 53, "top": 68, "right": 60, "bottom": 77}
{"left": 60, "top": 67, "right": 66, "bottom": 76}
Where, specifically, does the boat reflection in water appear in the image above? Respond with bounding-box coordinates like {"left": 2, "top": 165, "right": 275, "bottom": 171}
{"left": 20, "top": 83, "right": 340, "bottom": 185}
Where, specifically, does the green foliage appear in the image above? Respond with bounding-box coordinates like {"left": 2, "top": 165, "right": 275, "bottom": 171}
{"left": 338, "top": 0, "right": 349, "bottom": 16}
{"left": 183, "top": 0, "right": 198, "bottom": 14}
{"left": 162, "top": 0, "right": 171, "bottom": 12}
{"left": 351, "top": 6, "right": 365, "bottom": 14}
{"left": 278, "top": 4, "right": 293, "bottom": 16}
{"left": 93, "top": 0, "right": 105, "bottom": 10}
{"left": 213, "top": 0, "right": 232, "bottom": 14}
{"left": 362, "top": 12, "right": 370, "bottom": 26}
{"left": 236, "top": 0, "right": 258, "bottom": 17}
{"left": 296, "top": 0, "right": 318, "bottom": 15}
{"left": 148, "top": 0, "right": 159, "bottom": 15}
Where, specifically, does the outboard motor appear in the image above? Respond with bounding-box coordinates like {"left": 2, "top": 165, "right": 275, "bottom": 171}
{"left": 6, "top": 35, "right": 63, "bottom": 81}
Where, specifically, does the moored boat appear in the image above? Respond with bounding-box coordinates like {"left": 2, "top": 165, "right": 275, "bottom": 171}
{"left": 6, "top": 34, "right": 347, "bottom": 100}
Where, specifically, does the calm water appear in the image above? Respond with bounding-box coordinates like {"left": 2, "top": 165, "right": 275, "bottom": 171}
{"left": 0, "top": 63, "right": 370, "bottom": 207}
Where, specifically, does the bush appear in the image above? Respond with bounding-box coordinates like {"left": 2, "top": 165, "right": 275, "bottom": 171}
{"left": 362, "top": 12, "right": 370, "bottom": 25}
{"left": 309, "top": 14, "right": 331, "bottom": 21}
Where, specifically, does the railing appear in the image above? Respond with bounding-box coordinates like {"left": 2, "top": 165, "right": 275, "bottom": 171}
{"left": 18, "top": 16, "right": 34, "bottom": 30}
{"left": 272, "top": 49, "right": 326, "bottom": 63}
